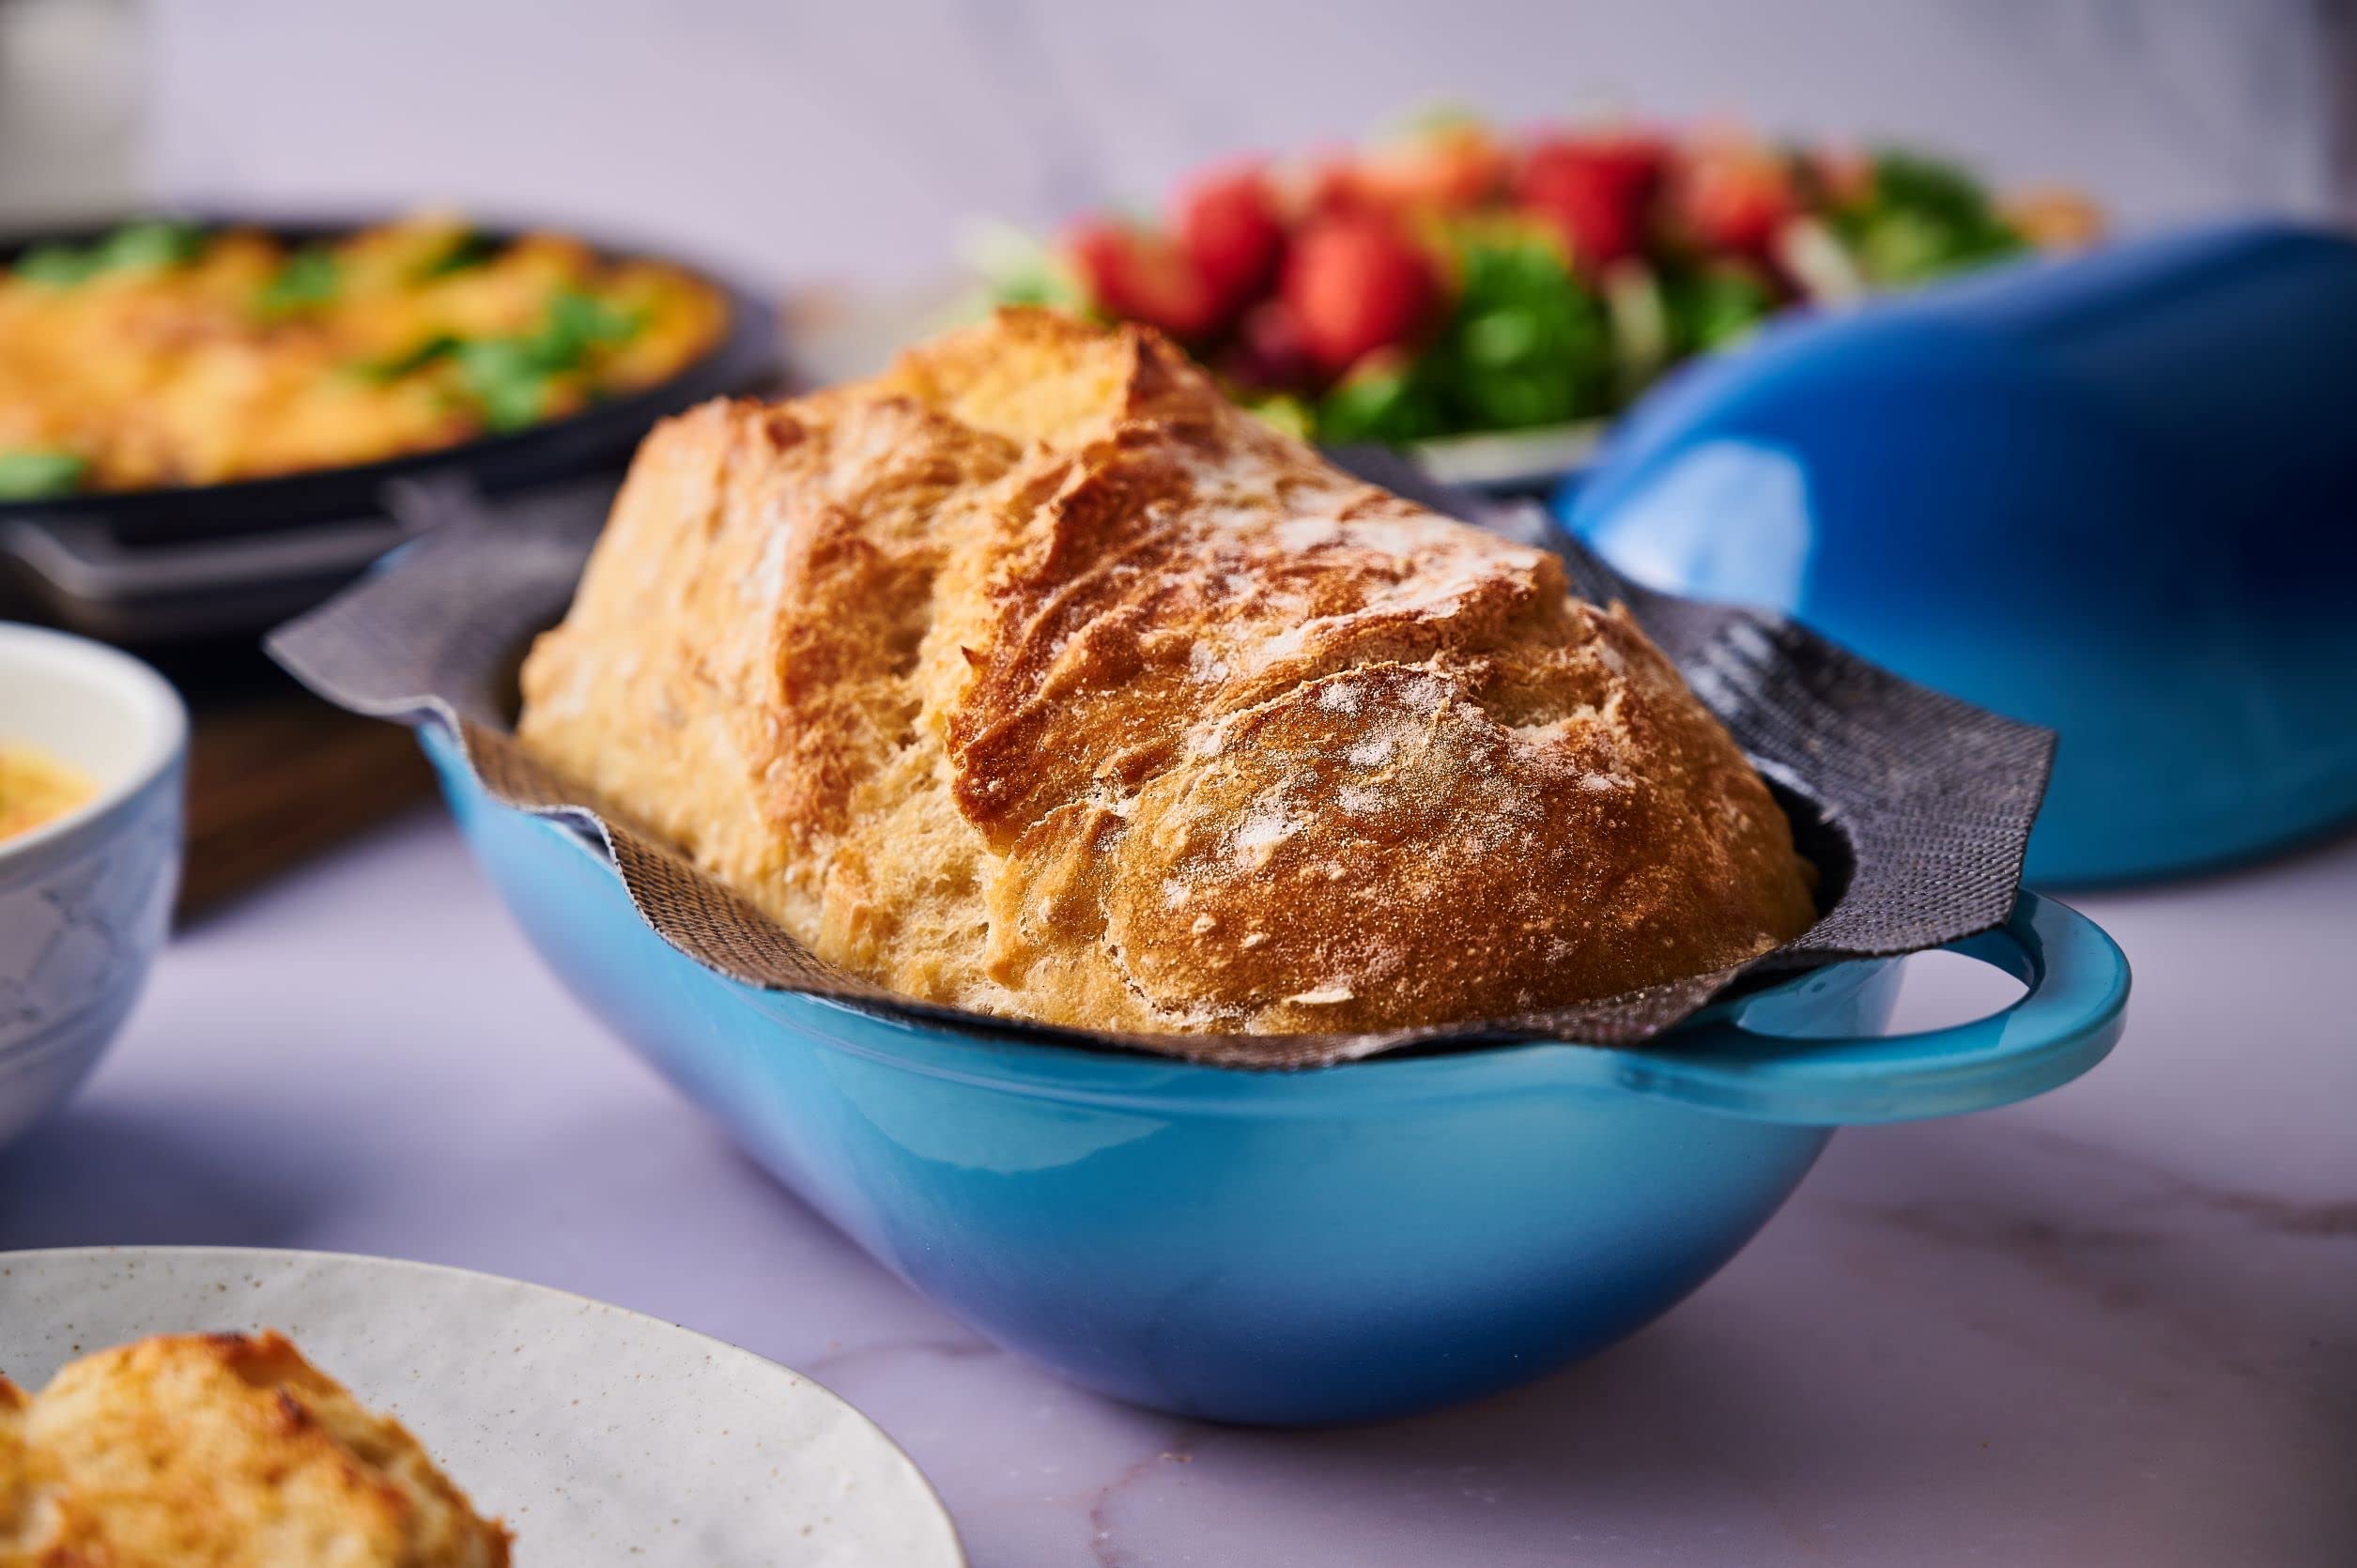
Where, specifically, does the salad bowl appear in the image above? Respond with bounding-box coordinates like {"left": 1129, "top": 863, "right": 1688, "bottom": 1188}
{"left": 424, "top": 723, "right": 2128, "bottom": 1425}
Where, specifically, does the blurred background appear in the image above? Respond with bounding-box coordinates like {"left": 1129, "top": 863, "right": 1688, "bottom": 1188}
{"left": 7, "top": 0, "right": 2355, "bottom": 277}
{"left": 7, "top": 0, "right": 2357, "bottom": 903}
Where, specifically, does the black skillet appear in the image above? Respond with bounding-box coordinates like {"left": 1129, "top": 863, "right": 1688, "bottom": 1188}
{"left": 0, "top": 215, "right": 777, "bottom": 643}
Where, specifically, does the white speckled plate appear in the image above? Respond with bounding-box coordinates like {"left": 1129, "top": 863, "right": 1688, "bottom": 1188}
{"left": 0, "top": 1248, "right": 963, "bottom": 1567}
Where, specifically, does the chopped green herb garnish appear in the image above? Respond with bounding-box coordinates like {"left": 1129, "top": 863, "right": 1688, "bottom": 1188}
{"left": 350, "top": 290, "right": 646, "bottom": 431}
{"left": 12, "top": 220, "right": 205, "bottom": 288}
{"left": 454, "top": 339, "right": 557, "bottom": 432}
{"left": 418, "top": 229, "right": 501, "bottom": 279}
{"left": 255, "top": 246, "right": 340, "bottom": 315}
{"left": 540, "top": 287, "right": 644, "bottom": 361}
{"left": 454, "top": 289, "right": 644, "bottom": 429}
{"left": 0, "top": 450, "right": 90, "bottom": 500}
{"left": 96, "top": 220, "right": 205, "bottom": 273}
{"left": 12, "top": 243, "right": 103, "bottom": 287}
{"left": 355, "top": 333, "right": 463, "bottom": 382}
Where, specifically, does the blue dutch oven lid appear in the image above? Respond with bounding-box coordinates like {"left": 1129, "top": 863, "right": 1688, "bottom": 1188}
{"left": 1557, "top": 221, "right": 2357, "bottom": 884}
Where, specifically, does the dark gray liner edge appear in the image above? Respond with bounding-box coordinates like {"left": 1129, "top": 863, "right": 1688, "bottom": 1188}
{"left": 268, "top": 449, "right": 2053, "bottom": 1069}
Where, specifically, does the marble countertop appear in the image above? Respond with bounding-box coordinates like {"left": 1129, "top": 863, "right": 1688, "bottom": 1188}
{"left": 2, "top": 809, "right": 2349, "bottom": 1567}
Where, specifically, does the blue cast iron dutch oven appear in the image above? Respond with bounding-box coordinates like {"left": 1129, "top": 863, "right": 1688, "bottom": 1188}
{"left": 1558, "top": 222, "right": 2357, "bottom": 884}
{"left": 424, "top": 725, "right": 2128, "bottom": 1426}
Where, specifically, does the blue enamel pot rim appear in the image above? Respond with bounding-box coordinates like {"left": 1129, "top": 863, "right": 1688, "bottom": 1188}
{"left": 422, "top": 725, "right": 2129, "bottom": 1127}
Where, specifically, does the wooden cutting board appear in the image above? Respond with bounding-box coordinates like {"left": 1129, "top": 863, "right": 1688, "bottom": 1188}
{"left": 169, "top": 653, "right": 436, "bottom": 919}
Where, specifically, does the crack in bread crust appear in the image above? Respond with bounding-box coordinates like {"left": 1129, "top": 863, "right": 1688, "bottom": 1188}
{"left": 518, "top": 307, "right": 1816, "bottom": 1035}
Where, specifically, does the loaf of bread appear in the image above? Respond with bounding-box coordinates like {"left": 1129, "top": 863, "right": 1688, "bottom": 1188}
{"left": 517, "top": 308, "right": 1815, "bottom": 1034}
{"left": 0, "top": 1332, "right": 509, "bottom": 1566}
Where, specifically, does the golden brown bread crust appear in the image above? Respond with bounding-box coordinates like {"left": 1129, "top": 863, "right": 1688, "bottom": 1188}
{"left": 0, "top": 1333, "right": 509, "bottom": 1567}
{"left": 518, "top": 308, "right": 1816, "bottom": 1034}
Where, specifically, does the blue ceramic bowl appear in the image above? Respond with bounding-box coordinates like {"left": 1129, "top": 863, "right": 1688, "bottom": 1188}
{"left": 425, "top": 725, "right": 2128, "bottom": 1425}
{"left": 1558, "top": 223, "right": 2357, "bottom": 884}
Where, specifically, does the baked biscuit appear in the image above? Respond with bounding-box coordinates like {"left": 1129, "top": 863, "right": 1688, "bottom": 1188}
{"left": 0, "top": 1332, "right": 508, "bottom": 1567}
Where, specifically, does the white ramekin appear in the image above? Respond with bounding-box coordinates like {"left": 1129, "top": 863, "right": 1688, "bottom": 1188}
{"left": 0, "top": 623, "right": 187, "bottom": 1148}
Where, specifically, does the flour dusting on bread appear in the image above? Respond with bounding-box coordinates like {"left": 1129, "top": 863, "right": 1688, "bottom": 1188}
{"left": 517, "top": 308, "right": 1816, "bottom": 1034}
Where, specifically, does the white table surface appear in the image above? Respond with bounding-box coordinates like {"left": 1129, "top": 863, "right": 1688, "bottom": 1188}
{"left": 3, "top": 807, "right": 2350, "bottom": 1567}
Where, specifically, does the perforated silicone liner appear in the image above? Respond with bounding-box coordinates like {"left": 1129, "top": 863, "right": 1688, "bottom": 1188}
{"left": 270, "top": 456, "right": 2052, "bottom": 1069}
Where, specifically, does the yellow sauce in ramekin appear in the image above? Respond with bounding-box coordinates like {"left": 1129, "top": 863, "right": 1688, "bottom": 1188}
{"left": 0, "top": 742, "right": 96, "bottom": 841}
